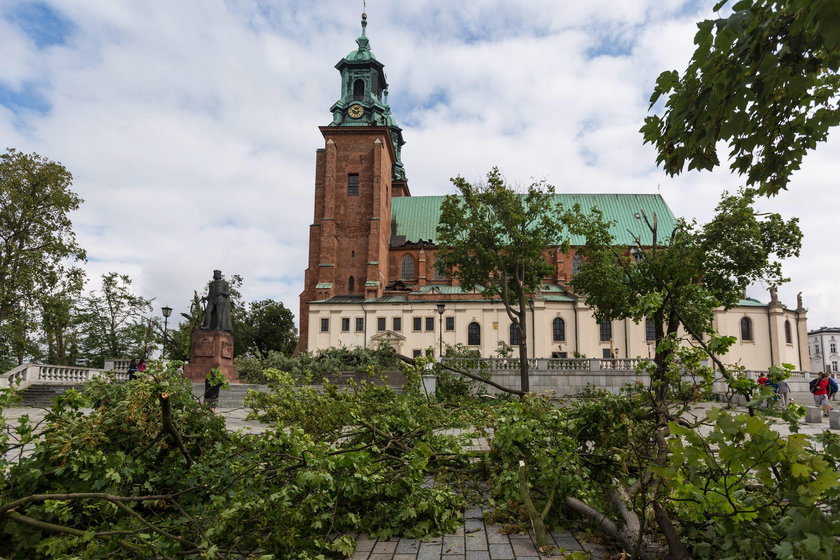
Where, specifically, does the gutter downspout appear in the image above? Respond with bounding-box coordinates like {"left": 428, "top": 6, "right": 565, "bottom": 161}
{"left": 530, "top": 298, "right": 536, "bottom": 359}
{"left": 767, "top": 306, "right": 775, "bottom": 367}
{"left": 623, "top": 318, "right": 629, "bottom": 359}
{"left": 573, "top": 300, "right": 579, "bottom": 356}
{"left": 361, "top": 301, "right": 368, "bottom": 349}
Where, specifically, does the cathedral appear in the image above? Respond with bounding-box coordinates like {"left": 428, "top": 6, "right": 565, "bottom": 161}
{"left": 296, "top": 15, "right": 810, "bottom": 374}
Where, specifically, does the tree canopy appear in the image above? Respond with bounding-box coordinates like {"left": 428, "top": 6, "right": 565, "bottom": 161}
{"left": 0, "top": 149, "right": 86, "bottom": 367}
{"left": 435, "top": 168, "right": 571, "bottom": 393}
{"left": 641, "top": 0, "right": 840, "bottom": 195}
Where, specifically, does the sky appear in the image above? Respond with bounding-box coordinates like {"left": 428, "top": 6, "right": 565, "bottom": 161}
{"left": 1, "top": 0, "right": 838, "bottom": 332}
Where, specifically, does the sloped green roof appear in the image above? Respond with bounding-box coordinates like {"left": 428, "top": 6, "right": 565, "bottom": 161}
{"left": 737, "top": 297, "right": 766, "bottom": 307}
{"left": 391, "top": 194, "right": 676, "bottom": 246}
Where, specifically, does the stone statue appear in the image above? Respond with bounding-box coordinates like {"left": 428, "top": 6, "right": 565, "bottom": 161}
{"left": 201, "top": 270, "right": 233, "bottom": 331}
{"left": 769, "top": 285, "right": 778, "bottom": 303}
{"left": 797, "top": 291, "right": 803, "bottom": 309}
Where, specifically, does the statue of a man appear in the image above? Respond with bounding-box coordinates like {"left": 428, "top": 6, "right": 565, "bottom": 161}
{"left": 201, "top": 270, "right": 233, "bottom": 331}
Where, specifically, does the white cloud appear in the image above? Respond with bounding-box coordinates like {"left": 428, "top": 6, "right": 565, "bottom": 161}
{"left": 0, "top": 0, "right": 836, "bottom": 335}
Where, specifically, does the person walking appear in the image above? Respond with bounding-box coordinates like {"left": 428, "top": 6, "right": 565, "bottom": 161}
{"left": 830, "top": 373, "right": 838, "bottom": 401}
{"left": 775, "top": 379, "right": 791, "bottom": 407}
{"left": 811, "top": 373, "right": 832, "bottom": 417}
{"left": 137, "top": 359, "right": 147, "bottom": 375}
{"left": 127, "top": 359, "right": 138, "bottom": 381}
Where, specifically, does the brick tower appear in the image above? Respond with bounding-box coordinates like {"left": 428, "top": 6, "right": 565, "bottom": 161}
{"left": 296, "top": 13, "right": 410, "bottom": 353}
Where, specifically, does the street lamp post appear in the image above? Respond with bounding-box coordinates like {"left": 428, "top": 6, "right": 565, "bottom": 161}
{"left": 436, "top": 304, "right": 446, "bottom": 358}
{"left": 161, "top": 306, "right": 173, "bottom": 360}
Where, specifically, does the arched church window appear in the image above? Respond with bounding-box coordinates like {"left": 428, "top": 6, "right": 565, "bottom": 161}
{"left": 348, "top": 276, "right": 355, "bottom": 293}
{"left": 401, "top": 255, "right": 415, "bottom": 280}
{"left": 353, "top": 79, "right": 365, "bottom": 99}
{"left": 572, "top": 254, "right": 583, "bottom": 275}
{"left": 740, "top": 317, "right": 753, "bottom": 341}
{"left": 552, "top": 317, "right": 565, "bottom": 341}
{"left": 784, "top": 320, "right": 792, "bottom": 344}
{"left": 468, "top": 322, "right": 481, "bottom": 346}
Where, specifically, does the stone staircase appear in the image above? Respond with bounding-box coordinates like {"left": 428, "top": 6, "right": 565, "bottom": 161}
{"left": 17, "top": 384, "right": 86, "bottom": 407}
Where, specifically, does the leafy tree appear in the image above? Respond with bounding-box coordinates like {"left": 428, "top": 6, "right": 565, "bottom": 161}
{"left": 435, "top": 168, "right": 570, "bottom": 393}
{"left": 74, "top": 272, "right": 154, "bottom": 367}
{"left": 236, "top": 299, "right": 297, "bottom": 357}
{"left": 558, "top": 191, "right": 802, "bottom": 558}
{"left": 641, "top": 0, "right": 840, "bottom": 195}
{"left": 569, "top": 190, "right": 801, "bottom": 385}
{"left": 39, "top": 268, "right": 85, "bottom": 365}
{"left": 0, "top": 149, "right": 86, "bottom": 367}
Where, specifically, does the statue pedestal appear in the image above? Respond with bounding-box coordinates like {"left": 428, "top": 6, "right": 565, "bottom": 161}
{"left": 183, "top": 330, "right": 238, "bottom": 383}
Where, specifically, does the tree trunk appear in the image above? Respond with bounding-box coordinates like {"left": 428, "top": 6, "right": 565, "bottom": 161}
{"left": 517, "top": 290, "right": 529, "bottom": 394}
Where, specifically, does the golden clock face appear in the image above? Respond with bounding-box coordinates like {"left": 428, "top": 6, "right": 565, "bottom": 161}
{"left": 348, "top": 104, "right": 364, "bottom": 118}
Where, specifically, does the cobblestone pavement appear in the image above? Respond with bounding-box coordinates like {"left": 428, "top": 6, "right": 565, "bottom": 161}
{"left": 348, "top": 504, "right": 607, "bottom": 560}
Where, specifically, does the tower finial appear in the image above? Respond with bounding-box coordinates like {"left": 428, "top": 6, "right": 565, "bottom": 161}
{"left": 361, "top": 9, "right": 367, "bottom": 37}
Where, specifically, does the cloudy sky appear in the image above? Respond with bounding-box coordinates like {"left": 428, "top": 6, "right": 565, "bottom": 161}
{"left": 1, "top": 0, "right": 837, "bottom": 331}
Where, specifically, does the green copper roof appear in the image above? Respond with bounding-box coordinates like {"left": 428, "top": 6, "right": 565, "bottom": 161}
{"left": 391, "top": 194, "right": 677, "bottom": 246}
{"left": 737, "top": 297, "right": 766, "bottom": 307}
{"left": 346, "top": 13, "right": 375, "bottom": 61}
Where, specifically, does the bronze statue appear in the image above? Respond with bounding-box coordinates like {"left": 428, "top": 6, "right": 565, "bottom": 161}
{"left": 201, "top": 270, "right": 233, "bottom": 331}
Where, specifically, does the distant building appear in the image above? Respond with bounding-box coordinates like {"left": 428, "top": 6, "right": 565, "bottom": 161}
{"left": 295, "top": 15, "right": 810, "bottom": 373}
{"left": 808, "top": 327, "right": 840, "bottom": 373}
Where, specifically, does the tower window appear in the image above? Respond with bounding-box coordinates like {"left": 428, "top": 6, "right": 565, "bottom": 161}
{"left": 740, "top": 317, "right": 753, "bottom": 341}
{"left": 353, "top": 79, "right": 365, "bottom": 99}
{"left": 348, "top": 174, "right": 359, "bottom": 196}
{"left": 401, "top": 255, "right": 415, "bottom": 280}
{"left": 348, "top": 276, "right": 355, "bottom": 293}
{"left": 468, "top": 322, "right": 481, "bottom": 346}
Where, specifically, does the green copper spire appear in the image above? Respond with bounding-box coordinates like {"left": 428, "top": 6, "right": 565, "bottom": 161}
{"left": 328, "top": 12, "right": 406, "bottom": 181}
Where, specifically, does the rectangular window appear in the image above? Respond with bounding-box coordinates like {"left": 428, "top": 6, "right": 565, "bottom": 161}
{"left": 413, "top": 317, "right": 422, "bottom": 331}
{"left": 412, "top": 349, "right": 422, "bottom": 358}
{"left": 393, "top": 317, "right": 402, "bottom": 331}
{"left": 445, "top": 316, "right": 455, "bottom": 331}
{"left": 425, "top": 348, "right": 433, "bottom": 357}
{"left": 347, "top": 174, "right": 359, "bottom": 196}
{"left": 602, "top": 348, "right": 613, "bottom": 359}
{"left": 355, "top": 317, "right": 364, "bottom": 331}
{"left": 551, "top": 352, "right": 568, "bottom": 359}
{"left": 341, "top": 318, "right": 350, "bottom": 332}
{"left": 833, "top": 361, "right": 838, "bottom": 372}
{"left": 645, "top": 319, "right": 656, "bottom": 341}
{"left": 377, "top": 317, "right": 386, "bottom": 331}
{"left": 320, "top": 318, "right": 329, "bottom": 332}
{"left": 599, "top": 320, "right": 612, "bottom": 342}
{"left": 425, "top": 317, "right": 435, "bottom": 331}
{"left": 831, "top": 342, "right": 837, "bottom": 353}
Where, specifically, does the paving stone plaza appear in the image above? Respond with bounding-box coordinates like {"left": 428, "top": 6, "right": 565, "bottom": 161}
{"left": 5, "top": 400, "right": 839, "bottom": 559}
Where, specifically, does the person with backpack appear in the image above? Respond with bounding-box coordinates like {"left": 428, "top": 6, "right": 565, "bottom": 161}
{"left": 127, "top": 359, "right": 138, "bottom": 381}
{"left": 810, "top": 373, "right": 833, "bottom": 417}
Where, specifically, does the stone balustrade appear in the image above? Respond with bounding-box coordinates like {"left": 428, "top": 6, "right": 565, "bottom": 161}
{"left": 441, "top": 358, "right": 815, "bottom": 397}
{"left": 0, "top": 363, "right": 129, "bottom": 391}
